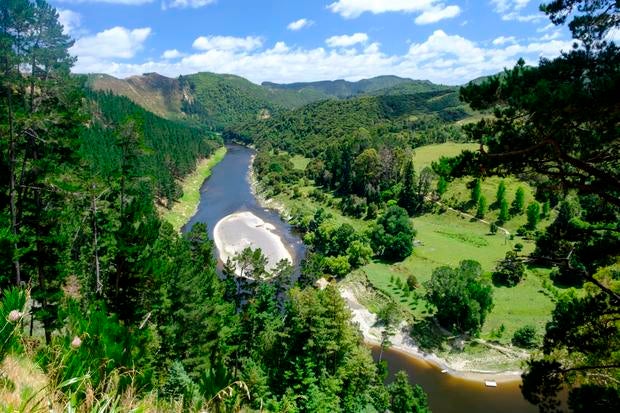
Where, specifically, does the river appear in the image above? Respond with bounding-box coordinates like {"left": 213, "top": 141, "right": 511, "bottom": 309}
{"left": 185, "top": 144, "right": 537, "bottom": 413}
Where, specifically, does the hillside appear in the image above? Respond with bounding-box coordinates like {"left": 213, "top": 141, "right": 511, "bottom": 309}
{"left": 87, "top": 72, "right": 330, "bottom": 129}
{"left": 229, "top": 89, "right": 472, "bottom": 156}
{"left": 262, "top": 75, "right": 450, "bottom": 98}
{"left": 87, "top": 72, "right": 456, "bottom": 131}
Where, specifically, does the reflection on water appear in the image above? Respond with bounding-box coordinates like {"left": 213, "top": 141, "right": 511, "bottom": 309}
{"left": 185, "top": 143, "right": 538, "bottom": 413}
{"left": 371, "top": 345, "right": 537, "bottom": 413}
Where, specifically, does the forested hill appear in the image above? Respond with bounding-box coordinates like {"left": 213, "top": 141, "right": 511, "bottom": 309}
{"left": 262, "top": 75, "right": 451, "bottom": 98}
{"left": 87, "top": 72, "right": 331, "bottom": 128}
{"left": 82, "top": 89, "right": 221, "bottom": 207}
{"left": 87, "top": 72, "right": 457, "bottom": 132}
{"left": 228, "top": 89, "right": 472, "bottom": 156}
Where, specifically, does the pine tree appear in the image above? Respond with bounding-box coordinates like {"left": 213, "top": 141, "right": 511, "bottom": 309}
{"left": 495, "top": 180, "right": 507, "bottom": 207}
{"left": 498, "top": 199, "right": 510, "bottom": 224}
{"left": 471, "top": 178, "right": 482, "bottom": 206}
{"left": 476, "top": 196, "right": 487, "bottom": 219}
{"left": 526, "top": 202, "right": 541, "bottom": 229}
{"left": 398, "top": 159, "right": 418, "bottom": 215}
{"left": 511, "top": 187, "right": 525, "bottom": 214}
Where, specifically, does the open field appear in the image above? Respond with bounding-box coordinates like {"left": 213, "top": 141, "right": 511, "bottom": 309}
{"left": 160, "top": 146, "right": 227, "bottom": 231}
{"left": 411, "top": 142, "right": 479, "bottom": 172}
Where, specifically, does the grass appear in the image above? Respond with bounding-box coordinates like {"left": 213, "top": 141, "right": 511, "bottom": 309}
{"left": 160, "top": 146, "right": 227, "bottom": 232}
{"left": 411, "top": 142, "right": 479, "bottom": 172}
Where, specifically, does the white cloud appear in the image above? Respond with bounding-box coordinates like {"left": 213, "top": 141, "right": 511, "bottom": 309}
{"left": 162, "top": 49, "right": 185, "bottom": 59}
{"left": 56, "top": 0, "right": 153, "bottom": 4}
{"left": 490, "top": 0, "right": 543, "bottom": 22}
{"left": 492, "top": 35, "right": 517, "bottom": 45}
{"left": 414, "top": 4, "right": 460, "bottom": 24}
{"left": 71, "top": 27, "right": 151, "bottom": 62}
{"left": 192, "top": 35, "right": 263, "bottom": 51}
{"left": 326, "top": 32, "right": 369, "bottom": 48}
{"left": 58, "top": 9, "right": 81, "bottom": 35}
{"left": 287, "top": 18, "right": 314, "bottom": 31}
{"left": 69, "top": 30, "right": 575, "bottom": 86}
{"left": 328, "top": 0, "right": 461, "bottom": 24}
{"left": 162, "top": 0, "right": 216, "bottom": 8}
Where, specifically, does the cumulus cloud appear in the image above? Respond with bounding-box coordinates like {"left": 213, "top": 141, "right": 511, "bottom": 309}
{"left": 326, "top": 33, "right": 369, "bottom": 48}
{"left": 57, "top": 9, "right": 81, "bottom": 35}
{"left": 70, "top": 27, "right": 151, "bottom": 73}
{"left": 414, "top": 4, "right": 460, "bottom": 24}
{"left": 328, "top": 0, "right": 461, "bottom": 24}
{"left": 287, "top": 18, "right": 314, "bottom": 31}
{"left": 162, "top": 49, "right": 185, "bottom": 59}
{"left": 69, "top": 29, "right": 574, "bottom": 85}
{"left": 192, "top": 35, "right": 263, "bottom": 51}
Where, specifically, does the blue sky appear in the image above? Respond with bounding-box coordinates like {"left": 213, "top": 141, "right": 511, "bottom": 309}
{"left": 50, "top": 0, "right": 585, "bottom": 85}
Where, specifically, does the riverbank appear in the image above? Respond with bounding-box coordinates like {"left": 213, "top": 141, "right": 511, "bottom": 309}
{"left": 248, "top": 153, "right": 532, "bottom": 379}
{"left": 160, "top": 146, "right": 227, "bottom": 232}
{"left": 340, "top": 282, "right": 525, "bottom": 382}
{"left": 213, "top": 211, "right": 293, "bottom": 276}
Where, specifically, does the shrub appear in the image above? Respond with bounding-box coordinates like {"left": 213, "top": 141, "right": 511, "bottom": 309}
{"left": 406, "top": 275, "right": 418, "bottom": 290}
{"left": 493, "top": 251, "right": 526, "bottom": 286}
{"left": 512, "top": 325, "right": 538, "bottom": 349}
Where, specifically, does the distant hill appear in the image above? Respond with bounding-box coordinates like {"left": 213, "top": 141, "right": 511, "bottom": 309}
{"left": 229, "top": 89, "right": 473, "bottom": 156}
{"left": 87, "top": 72, "right": 331, "bottom": 129}
{"left": 86, "top": 73, "right": 184, "bottom": 120}
{"left": 86, "top": 72, "right": 468, "bottom": 131}
{"left": 262, "top": 75, "right": 450, "bottom": 98}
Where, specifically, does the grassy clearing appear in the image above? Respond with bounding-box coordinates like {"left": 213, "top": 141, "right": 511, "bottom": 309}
{"left": 160, "top": 146, "right": 227, "bottom": 231}
{"left": 291, "top": 155, "right": 310, "bottom": 171}
{"left": 411, "top": 142, "right": 479, "bottom": 172}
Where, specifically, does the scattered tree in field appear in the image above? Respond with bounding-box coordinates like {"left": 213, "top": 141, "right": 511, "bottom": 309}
{"left": 370, "top": 206, "right": 416, "bottom": 261}
{"left": 512, "top": 325, "right": 538, "bottom": 349}
{"left": 476, "top": 195, "right": 488, "bottom": 219}
{"left": 489, "top": 222, "right": 498, "bottom": 234}
{"left": 511, "top": 187, "right": 526, "bottom": 215}
{"left": 425, "top": 260, "right": 494, "bottom": 334}
{"left": 526, "top": 202, "right": 541, "bottom": 229}
{"left": 399, "top": 159, "right": 423, "bottom": 216}
{"left": 498, "top": 199, "right": 510, "bottom": 223}
{"left": 437, "top": 176, "right": 448, "bottom": 196}
{"left": 471, "top": 178, "right": 482, "bottom": 206}
{"left": 493, "top": 251, "right": 526, "bottom": 286}
{"left": 496, "top": 180, "right": 507, "bottom": 207}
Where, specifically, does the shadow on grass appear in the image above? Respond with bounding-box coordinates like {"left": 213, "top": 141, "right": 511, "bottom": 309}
{"left": 410, "top": 317, "right": 449, "bottom": 352}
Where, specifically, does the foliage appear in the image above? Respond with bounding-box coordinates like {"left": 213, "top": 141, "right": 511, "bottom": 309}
{"left": 387, "top": 371, "right": 430, "bottom": 413}
{"left": 458, "top": 1, "right": 620, "bottom": 408}
{"left": 511, "top": 325, "right": 538, "bottom": 349}
{"left": 425, "top": 260, "right": 494, "bottom": 334}
{"left": 526, "top": 202, "right": 541, "bottom": 229}
{"left": 370, "top": 206, "right": 416, "bottom": 261}
{"left": 493, "top": 251, "right": 526, "bottom": 287}
{"left": 511, "top": 187, "right": 525, "bottom": 215}
{"left": 476, "top": 195, "right": 487, "bottom": 219}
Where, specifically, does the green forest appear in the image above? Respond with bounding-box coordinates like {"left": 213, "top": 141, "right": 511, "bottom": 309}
{"left": 1, "top": 0, "right": 619, "bottom": 412}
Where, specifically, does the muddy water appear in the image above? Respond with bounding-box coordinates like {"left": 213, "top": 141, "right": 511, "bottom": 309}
{"left": 371, "top": 345, "right": 537, "bottom": 413}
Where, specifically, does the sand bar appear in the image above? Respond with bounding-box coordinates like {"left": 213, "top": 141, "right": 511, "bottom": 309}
{"left": 213, "top": 211, "right": 293, "bottom": 276}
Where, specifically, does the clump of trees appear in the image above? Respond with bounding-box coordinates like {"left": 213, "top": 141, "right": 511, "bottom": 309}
{"left": 492, "top": 251, "right": 526, "bottom": 287}
{"left": 370, "top": 206, "right": 417, "bottom": 261}
{"left": 425, "top": 260, "right": 494, "bottom": 334}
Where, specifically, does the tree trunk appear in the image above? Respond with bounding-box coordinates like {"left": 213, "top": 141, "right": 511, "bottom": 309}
{"left": 7, "top": 90, "right": 22, "bottom": 285}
